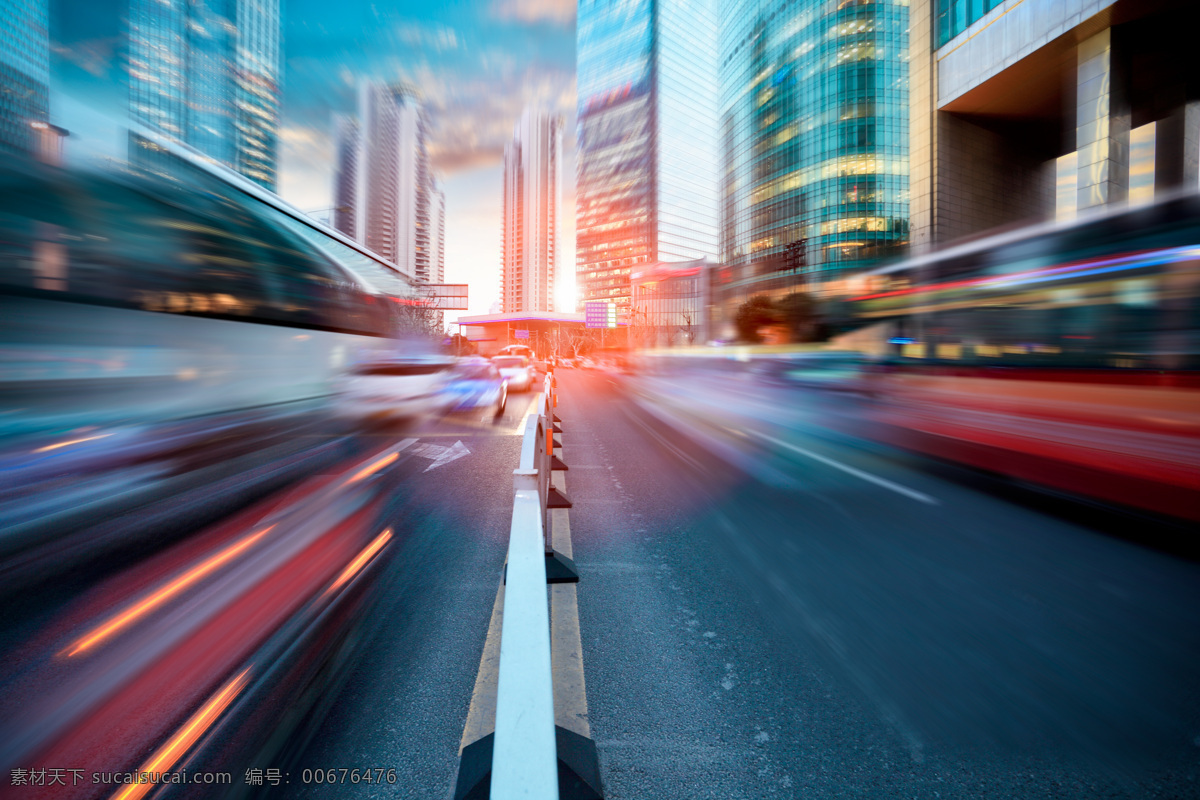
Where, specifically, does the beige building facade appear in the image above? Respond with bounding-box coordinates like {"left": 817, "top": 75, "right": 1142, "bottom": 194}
{"left": 909, "top": 0, "right": 1199, "bottom": 255}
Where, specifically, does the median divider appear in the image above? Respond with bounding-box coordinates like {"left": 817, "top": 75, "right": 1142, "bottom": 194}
{"left": 452, "top": 369, "right": 603, "bottom": 800}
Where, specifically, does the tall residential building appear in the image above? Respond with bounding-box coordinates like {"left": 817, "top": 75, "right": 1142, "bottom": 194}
{"left": 333, "top": 83, "right": 439, "bottom": 283}
{"left": 0, "top": 0, "right": 49, "bottom": 154}
{"left": 717, "top": 0, "right": 909, "bottom": 312}
{"left": 908, "top": 0, "right": 1199, "bottom": 254}
{"left": 333, "top": 113, "right": 361, "bottom": 239}
{"left": 128, "top": 0, "right": 281, "bottom": 189}
{"left": 575, "top": 0, "right": 720, "bottom": 314}
{"left": 503, "top": 109, "right": 563, "bottom": 313}
{"left": 430, "top": 186, "right": 446, "bottom": 284}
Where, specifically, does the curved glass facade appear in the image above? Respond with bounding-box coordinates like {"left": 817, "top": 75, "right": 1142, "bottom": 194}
{"left": 718, "top": 0, "right": 909, "bottom": 297}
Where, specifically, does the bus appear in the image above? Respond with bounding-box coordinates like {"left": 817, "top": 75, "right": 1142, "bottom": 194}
{"left": 848, "top": 192, "right": 1200, "bottom": 521}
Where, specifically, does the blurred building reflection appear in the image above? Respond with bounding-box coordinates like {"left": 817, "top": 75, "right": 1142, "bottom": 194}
{"left": 503, "top": 109, "right": 564, "bottom": 313}
{"left": 0, "top": 0, "right": 49, "bottom": 155}
{"left": 717, "top": 0, "right": 911, "bottom": 319}
{"left": 334, "top": 83, "right": 444, "bottom": 286}
{"left": 575, "top": 0, "right": 720, "bottom": 315}
{"left": 128, "top": 0, "right": 281, "bottom": 190}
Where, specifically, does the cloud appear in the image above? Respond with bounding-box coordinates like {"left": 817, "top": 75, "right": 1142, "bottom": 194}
{"left": 278, "top": 124, "right": 335, "bottom": 214}
{"left": 417, "top": 64, "right": 577, "bottom": 174}
{"left": 394, "top": 23, "right": 461, "bottom": 53}
{"left": 491, "top": 0, "right": 576, "bottom": 26}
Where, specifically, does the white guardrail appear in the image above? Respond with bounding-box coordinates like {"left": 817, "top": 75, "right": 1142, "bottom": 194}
{"left": 490, "top": 373, "right": 564, "bottom": 799}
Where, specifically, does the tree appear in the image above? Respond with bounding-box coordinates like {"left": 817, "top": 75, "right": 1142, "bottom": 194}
{"left": 447, "top": 333, "right": 476, "bottom": 356}
{"left": 777, "top": 292, "right": 819, "bottom": 343}
{"left": 392, "top": 295, "right": 443, "bottom": 341}
{"left": 566, "top": 327, "right": 601, "bottom": 359}
{"left": 679, "top": 309, "right": 696, "bottom": 345}
{"left": 734, "top": 295, "right": 780, "bottom": 343}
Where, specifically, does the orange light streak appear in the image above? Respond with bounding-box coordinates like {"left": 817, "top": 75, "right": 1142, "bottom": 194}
{"left": 347, "top": 452, "right": 399, "bottom": 483}
{"left": 325, "top": 529, "right": 392, "bottom": 598}
{"left": 110, "top": 668, "right": 251, "bottom": 800}
{"left": 65, "top": 525, "right": 275, "bottom": 657}
{"left": 33, "top": 433, "right": 112, "bottom": 453}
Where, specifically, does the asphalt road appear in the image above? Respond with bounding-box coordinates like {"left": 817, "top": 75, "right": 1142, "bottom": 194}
{"left": 278, "top": 391, "right": 542, "bottom": 799}
{"left": 282, "top": 368, "right": 1200, "bottom": 799}
{"left": 562, "top": 368, "right": 1200, "bottom": 799}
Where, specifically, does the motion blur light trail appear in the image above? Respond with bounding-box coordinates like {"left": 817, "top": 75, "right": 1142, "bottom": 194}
{"left": 65, "top": 526, "right": 277, "bottom": 658}
{"left": 110, "top": 668, "right": 251, "bottom": 800}
{"left": 0, "top": 438, "right": 409, "bottom": 799}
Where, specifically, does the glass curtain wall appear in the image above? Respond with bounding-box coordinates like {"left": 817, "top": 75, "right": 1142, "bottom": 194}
{"left": 577, "top": 0, "right": 655, "bottom": 312}
{"left": 655, "top": 0, "right": 721, "bottom": 263}
{"left": 719, "top": 0, "right": 909, "bottom": 306}
{"left": 129, "top": 0, "right": 280, "bottom": 190}
{"left": 576, "top": 0, "right": 720, "bottom": 313}
{"left": 0, "top": 0, "right": 49, "bottom": 154}
{"left": 936, "top": 0, "right": 1005, "bottom": 48}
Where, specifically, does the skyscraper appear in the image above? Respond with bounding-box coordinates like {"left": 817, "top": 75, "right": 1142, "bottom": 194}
{"left": 575, "top": 0, "right": 720, "bottom": 314}
{"left": 128, "top": 0, "right": 281, "bottom": 189}
{"left": 429, "top": 186, "right": 446, "bottom": 284}
{"left": 333, "top": 113, "right": 361, "bottom": 239}
{"left": 333, "top": 83, "right": 439, "bottom": 283}
{"left": 0, "top": 0, "right": 49, "bottom": 154}
{"left": 717, "top": 0, "right": 910, "bottom": 307}
{"left": 503, "top": 109, "right": 563, "bottom": 313}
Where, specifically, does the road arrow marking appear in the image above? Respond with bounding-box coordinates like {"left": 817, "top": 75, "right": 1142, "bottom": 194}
{"left": 411, "top": 440, "right": 471, "bottom": 472}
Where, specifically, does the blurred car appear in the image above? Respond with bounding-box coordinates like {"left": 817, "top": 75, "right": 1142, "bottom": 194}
{"left": 440, "top": 358, "right": 508, "bottom": 420}
{"left": 498, "top": 344, "right": 534, "bottom": 359}
{"left": 559, "top": 358, "right": 577, "bottom": 369}
{"left": 493, "top": 355, "right": 537, "bottom": 392}
{"left": 337, "top": 356, "right": 454, "bottom": 424}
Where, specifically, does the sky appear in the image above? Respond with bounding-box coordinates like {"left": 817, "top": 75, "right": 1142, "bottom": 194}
{"left": 47, "top": 0, "right": 580, "bottom": 324}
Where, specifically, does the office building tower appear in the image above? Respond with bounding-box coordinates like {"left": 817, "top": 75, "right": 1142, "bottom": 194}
{"left": 576, "top": 0, "right": 720, "bottom": 314}
{"left": 0, "top": 0, "right": 49, "bottom": 154}
{"left": 332, "top": 83, "right": 439, "bottom": 282}
{"left": 503, "top": 109, "right": 563, "bottom": 313}
{"left": 718, "top": 0, "right": 909, "bottom": 311}
{"left": 909, "top": 0, "right": 1199, "bottom": 253}
{"left": 128, "top": 0, "right": 281, "bottom": 189}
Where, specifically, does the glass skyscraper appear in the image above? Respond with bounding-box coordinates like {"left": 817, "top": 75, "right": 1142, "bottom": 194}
{"left": 718, "top": 0, "right": 909, "bottom": 303}
{"left": 128, "top": 0, "right": 280, "bottom": 189}
{"left": 0, "top": 0, "right": 49, "bottom": 154}
{"left": 576, "top": 0, "right": 720, "bottom": 313}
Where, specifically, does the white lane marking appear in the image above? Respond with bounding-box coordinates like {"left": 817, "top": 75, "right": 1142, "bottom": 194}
{"left": 745, "top": 429, "right": 939, "bottom": 505}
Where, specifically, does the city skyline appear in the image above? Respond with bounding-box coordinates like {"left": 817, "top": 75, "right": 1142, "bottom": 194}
{"left": 44, "top": 0, "right": 578, "bottom": 322}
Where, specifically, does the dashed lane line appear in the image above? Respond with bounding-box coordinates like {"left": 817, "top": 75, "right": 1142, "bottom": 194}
{"left": 745, "top": 428, "right": 940, "bottom": 505}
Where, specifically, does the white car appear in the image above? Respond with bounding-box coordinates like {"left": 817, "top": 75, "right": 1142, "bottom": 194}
{"left": 492, "top": 355, "right": 536, "bottom": 392}
{"left": 337, "top": 357, "right": 454, "bottom": 424}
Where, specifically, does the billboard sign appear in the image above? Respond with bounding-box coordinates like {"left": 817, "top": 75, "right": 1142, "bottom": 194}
{"left": 585, "top": 301, "right": 617, "bottom": 328}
